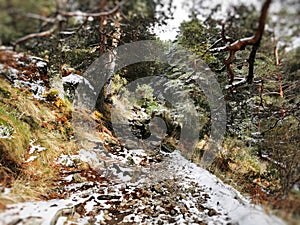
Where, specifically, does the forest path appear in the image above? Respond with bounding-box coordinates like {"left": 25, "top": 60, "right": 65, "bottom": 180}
{"left": 0, "top": 144, "right": 286, "bottom": 225}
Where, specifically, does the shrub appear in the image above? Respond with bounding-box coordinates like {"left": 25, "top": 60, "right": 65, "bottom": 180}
{"left": 260, "top": 116, "right": 300, "bottom": 196}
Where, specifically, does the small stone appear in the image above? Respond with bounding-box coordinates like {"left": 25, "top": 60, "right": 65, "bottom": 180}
{"left": 179, "top": 206, "right": 187, "bottom": 214}
{"left": 72, "top": 173, "right": 87, "bottom": 183}
{"left": 208, "top": 208, "right": 218, "bottom": 217}
{"left": 152, "top": 184, "right": 162, "bottom": 193}
{"left": 161, "top": 140, "right": 176, "bottom": 153}
{"left": 170, "top": 209, "right": 177, "bottom": 216}
{"left": 104, "top": 214, "right": 112, "bottom": 220}
{"left": 192, "top": 192, "right": 200, "bottom": 197}
{"left": 158, "top": 220, "right": 164, "bottom": 225}
{"left": 202, "top": 193, "right": 210, "bottom": 199}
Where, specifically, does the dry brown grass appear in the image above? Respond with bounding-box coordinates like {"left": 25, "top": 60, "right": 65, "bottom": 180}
{"left": 203, "top": 137, "right": 300, "bottom": 225}
{"left": 0, "top": 75, "right": 79, "bottom": 204}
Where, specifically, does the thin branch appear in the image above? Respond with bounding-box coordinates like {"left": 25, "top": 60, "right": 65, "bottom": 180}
{"left": 23, "top": 12, "right": 56, "bottom": 23}
{"left": 260, "top": 117, "right": 283, "bottom": 135}
{"left": 221, "top": 22, "right": 234, "bottom": 43}
{"left": 201, "top": 37, "right": 222, "bottom": 59}
{"left": 215, "top": 65, "right": 226, "bottom": 73}
{"left": 60, "top": 17, "right": 89, "bottom": 36}
{"left": 225, "top": 78, "right": 248, "bottom": 89}
{"left": 260, "top": 153, "right": 286, "bottom": 170}
{"left": 12, "top": 27, "right": 56, "bottom": 48}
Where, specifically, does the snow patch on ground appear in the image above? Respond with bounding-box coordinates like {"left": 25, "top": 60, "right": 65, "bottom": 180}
{"left": 24, "top": 140, "right": 47, "bottom": 163}
{"left": 28, "top": 140, "right": 47, "bottom": 155}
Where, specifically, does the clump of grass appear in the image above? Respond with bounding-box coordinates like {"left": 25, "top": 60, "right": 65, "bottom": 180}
{"left": 0, "top": 76, "right": 79, "bottom": 203}
{"left": 0, "top": 104, "right": 31, "bottom": 174}
{"left": 206, "top": 137, "right": 267, "bottom": 196}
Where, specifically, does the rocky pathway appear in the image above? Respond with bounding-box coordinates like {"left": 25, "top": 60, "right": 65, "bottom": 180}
{"left": 0, "top": 143, "right": 286, "bottom": 225}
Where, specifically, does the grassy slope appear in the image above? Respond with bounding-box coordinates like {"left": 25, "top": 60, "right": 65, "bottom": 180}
{"left": 0, "top": 74, "right": 79, "bottom": 207}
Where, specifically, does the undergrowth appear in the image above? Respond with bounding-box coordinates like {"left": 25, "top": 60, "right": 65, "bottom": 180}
{"left": 204, "top": 136, "right": 300, "bottom": 225}
{"left": 0, "top": 75, "right": 79, "bottom": 206}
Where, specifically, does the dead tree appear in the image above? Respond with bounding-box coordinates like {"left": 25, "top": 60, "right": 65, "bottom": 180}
{"left": 210, "top": 0, "right": 272, "bottom": 86}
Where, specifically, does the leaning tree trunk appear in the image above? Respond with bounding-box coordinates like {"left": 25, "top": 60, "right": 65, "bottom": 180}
{"left": 210, "top": 0, "right": 272, "bottom": 85}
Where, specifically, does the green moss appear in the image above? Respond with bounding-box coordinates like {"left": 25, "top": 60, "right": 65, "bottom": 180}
{"left": 45, "top": 89, "right": 60, "bottom": 102}
{"left": 0, "top": 103, "right": 31, "bottom": 174}
{"left": 111, "top": 74, "right": 128, "bottom": 95}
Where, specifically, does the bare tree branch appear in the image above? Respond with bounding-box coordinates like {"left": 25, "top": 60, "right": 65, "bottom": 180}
{"left": 23, "top": 12, "right": 56, "bottom": 23}
{"left": 8, "top": 9, "right": 56, "bottom": 24}
{"left": 210, "top": 0, "right": 272, "bottom": 84}
{"left": 11, "top": 1, "right": 125, "bottom": 48}
{"left": 12, "top": 27, "right": 57, "bottom": 48}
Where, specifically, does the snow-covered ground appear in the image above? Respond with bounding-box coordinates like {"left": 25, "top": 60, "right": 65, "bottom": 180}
{"left": 0, "top": 147, "right": 286, "bottom": 225}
